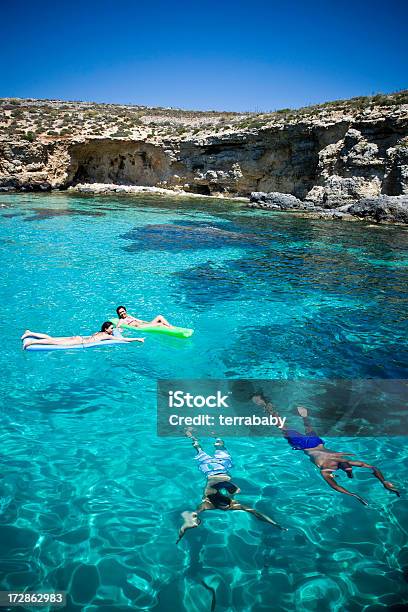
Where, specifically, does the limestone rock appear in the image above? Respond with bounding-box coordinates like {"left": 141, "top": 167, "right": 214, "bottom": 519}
{"left": 1, "top": 93, "right": 408, "bottom": 223}
{"left": 249, "top": 191, "right": 304, "bottom": 209}
{"left": 347, "top": 195, "right": 408, "bottom": 223}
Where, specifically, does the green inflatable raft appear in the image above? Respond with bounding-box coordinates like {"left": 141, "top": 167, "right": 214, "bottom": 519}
{"left": 109, "top": 318, "right": 194, "bottom": 338}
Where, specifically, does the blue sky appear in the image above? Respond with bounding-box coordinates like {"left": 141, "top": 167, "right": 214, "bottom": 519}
{"left": 1, "top": 0, "right": 407, "bottom": 111}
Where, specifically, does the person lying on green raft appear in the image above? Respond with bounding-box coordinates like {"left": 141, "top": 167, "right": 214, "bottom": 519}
{"left": 115, "top": 305, "right": 174, "bottom": 330}
{"left": 21, "top": 321, "right": 145, "bottom": 349}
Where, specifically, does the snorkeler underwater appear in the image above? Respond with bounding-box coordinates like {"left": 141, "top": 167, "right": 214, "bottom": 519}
{"left": 2, "top": 1, "right": 408, "bottom": 610}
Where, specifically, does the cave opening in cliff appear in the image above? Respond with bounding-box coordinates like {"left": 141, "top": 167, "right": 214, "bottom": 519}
{"left": 68, "top": 141, "right": 169, "bottom": 188}
{"left": 188, "top": 184, "right": 211, "bottom": 196}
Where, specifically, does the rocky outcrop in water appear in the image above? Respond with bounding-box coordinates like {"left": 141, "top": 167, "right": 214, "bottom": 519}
{"left": 248, "top": 192, "right": 306, "bottom": 210}
{"left": 249, "top": 192, "right": 408, "bottom": 223}
{"left": 1, "top": 93, "right": 408, "bottom": 222}
{"left": 347, "top": 195, "right": 408, "bottom": 223}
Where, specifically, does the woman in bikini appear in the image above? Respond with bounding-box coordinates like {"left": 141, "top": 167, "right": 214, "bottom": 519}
{"left": 21, "top": 321, "right": 145, "bottom": 349}
{"left": 116, "top": 305, "right": 173, "bottom": 329}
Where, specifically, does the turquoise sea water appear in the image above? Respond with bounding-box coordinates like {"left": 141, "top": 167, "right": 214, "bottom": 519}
{"left": 0, "top": 192, "right": 407, "bottom": 611}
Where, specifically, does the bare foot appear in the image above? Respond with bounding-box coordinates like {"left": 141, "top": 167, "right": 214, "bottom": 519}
{"left": 21, "top": 330, "right": 31, "bottom": 340}
{"left": 297, "top": 406, "right": 308, "bottom": 418}
{"left": 22, "top": 339, "right": 33, "bottom": 349}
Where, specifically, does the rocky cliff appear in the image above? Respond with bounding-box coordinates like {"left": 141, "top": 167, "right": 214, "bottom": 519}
{"left": 1, "top": 93, "right": 408, "bottom": 220}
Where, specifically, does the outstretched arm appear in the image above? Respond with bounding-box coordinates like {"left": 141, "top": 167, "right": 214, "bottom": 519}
{"left": 296, "top": 406, "right": 315, "bottom": 434}
{"left": 230, "top": 502, "right": 287, "bottom": 531}
{"left": 251, "top": 395, "right": 286, "bottom": 426}
{"left": 321, "top": 471, "right": 368, "bottom": 505}
{"left": 348, "top": 461, "right": 400, "bottom": 497}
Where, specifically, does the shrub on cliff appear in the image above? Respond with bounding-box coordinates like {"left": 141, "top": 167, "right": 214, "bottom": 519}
{"left": 22, "top": 131, "right": 35, "bottom": 142}
{"left": 111, "top": 130, "right": 130, "bottom": 137}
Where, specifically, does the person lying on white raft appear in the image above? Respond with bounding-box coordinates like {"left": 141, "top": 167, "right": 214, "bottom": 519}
{"left": 21, "top": 321, "right": 145, "bottom": 349}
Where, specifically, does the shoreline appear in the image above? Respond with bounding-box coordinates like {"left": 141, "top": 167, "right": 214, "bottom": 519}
{"left": 67, "top": 182, "right": 250, "bottom": 202}
{"left": 1, "top": 94, "right": 406, "bottom": 227}
{"left": 2, "top": 184, "right": 408, "bottom": 227}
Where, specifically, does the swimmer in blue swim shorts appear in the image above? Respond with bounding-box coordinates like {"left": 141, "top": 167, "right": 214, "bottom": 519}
{"left": 251, "top": 393, "right": 400, "bottom": 506}
{"left": 176, "top": 432, "right": 286, "bottom": 543}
